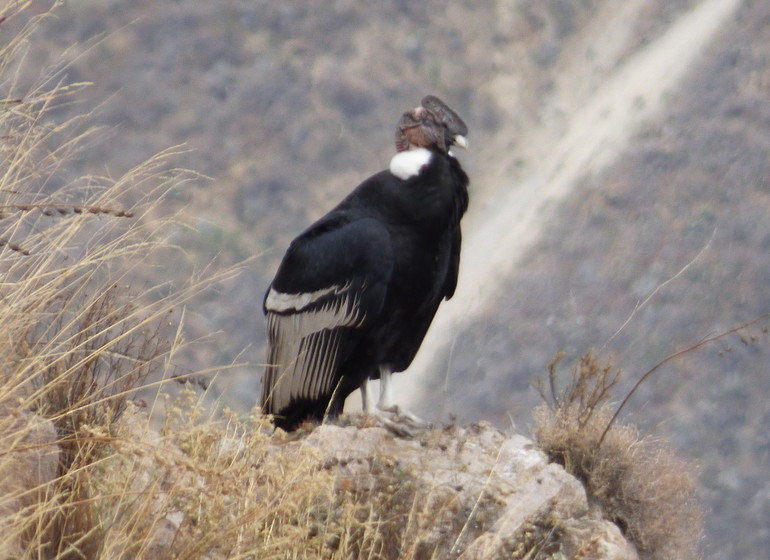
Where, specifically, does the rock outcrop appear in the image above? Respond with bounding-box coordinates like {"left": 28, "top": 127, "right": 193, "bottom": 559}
{"left": 0, "top": 398, "right": 639, "bottom": 558}
{"left": 0, "top": 400, "right": 638, "bottom": 559}
{"left": 296, "top": 420, "right": 638, "bottom": 559}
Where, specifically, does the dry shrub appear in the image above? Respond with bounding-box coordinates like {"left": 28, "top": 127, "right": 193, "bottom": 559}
{"left": 533, "top": 352, "right": 703, "bottom": 560}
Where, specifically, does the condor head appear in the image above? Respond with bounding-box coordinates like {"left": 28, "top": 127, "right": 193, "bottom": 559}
{"left": 395, "top": 95, "right": 468, "bottom": 154}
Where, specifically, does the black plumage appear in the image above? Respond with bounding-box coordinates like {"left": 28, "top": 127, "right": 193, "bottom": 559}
{"left": 261, "top": 96, "right": 470, "bottom": 430}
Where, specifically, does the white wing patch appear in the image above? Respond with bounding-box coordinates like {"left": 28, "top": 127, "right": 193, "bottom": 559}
{"left": 389, "top": 147, "right": 432, "bottom": 180}
{"left": 265, "top": 284, "right": 349, "bottom": 313}
{"left": 262, "top": 290, "right": 364, "bottom": 415}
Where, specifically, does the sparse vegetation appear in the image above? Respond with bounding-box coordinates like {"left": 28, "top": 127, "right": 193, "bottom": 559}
{"left": 534, "top": 351, "right": 704, "bottom": 560}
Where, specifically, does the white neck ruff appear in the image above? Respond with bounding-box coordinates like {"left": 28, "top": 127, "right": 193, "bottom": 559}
{"left": 389, "top": 148, "right": 432, "bottom": 180}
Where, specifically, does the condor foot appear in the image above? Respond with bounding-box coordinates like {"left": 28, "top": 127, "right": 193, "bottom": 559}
{"left": 365, "top": 405, "right": 429, "bottom": 438}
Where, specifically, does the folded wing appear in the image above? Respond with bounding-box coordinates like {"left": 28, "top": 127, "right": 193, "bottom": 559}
{"left": 261, "top": 215, "right": 393, "bottom": 419}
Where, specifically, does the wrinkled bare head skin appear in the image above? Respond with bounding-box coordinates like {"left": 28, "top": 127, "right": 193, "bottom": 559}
{"left": 395, "top": 95, "right": 468, "bottom": 153}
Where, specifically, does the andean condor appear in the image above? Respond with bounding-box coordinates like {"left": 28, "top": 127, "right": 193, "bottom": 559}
{"left": 261, "top": 95, "right": 470, "bottom": 431}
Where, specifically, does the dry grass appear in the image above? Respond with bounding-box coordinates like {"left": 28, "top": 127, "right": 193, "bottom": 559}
{"left": 533, "top": 352, "right": 704, "bottom": 560}
{"left": 0, "top": 5, "right": 234, "bottom": 558}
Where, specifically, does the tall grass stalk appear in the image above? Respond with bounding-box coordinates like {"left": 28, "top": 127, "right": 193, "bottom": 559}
{"left": 1, "top": 5, "right": 240, "bottom": 557}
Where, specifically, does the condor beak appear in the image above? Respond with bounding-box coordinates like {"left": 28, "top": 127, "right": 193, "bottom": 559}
{"left": 453, "top": 134, "right": 468, "bottom": 150}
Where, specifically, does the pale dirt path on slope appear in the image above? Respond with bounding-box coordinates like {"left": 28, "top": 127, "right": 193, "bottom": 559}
{"left": 346, "top": 0, "right": 741, "bottom": 415}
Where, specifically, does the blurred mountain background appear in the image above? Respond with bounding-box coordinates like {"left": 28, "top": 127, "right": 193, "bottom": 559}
{"left": 5, "top": 1, "right": 768, "bottom": 558}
